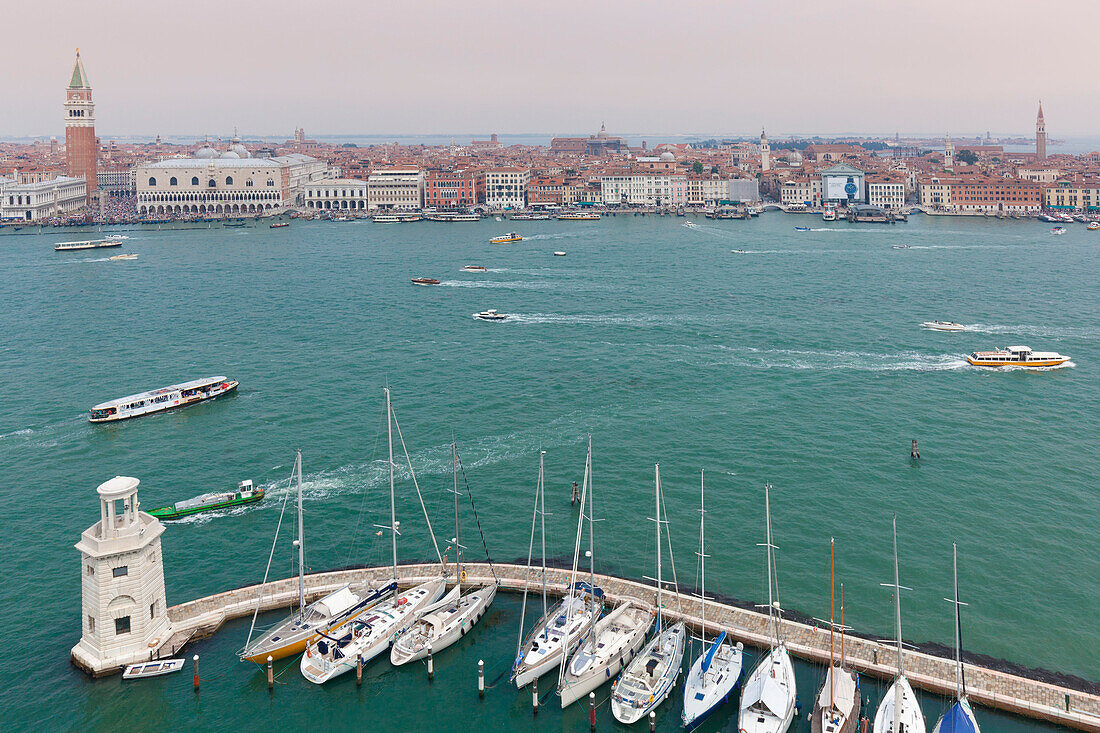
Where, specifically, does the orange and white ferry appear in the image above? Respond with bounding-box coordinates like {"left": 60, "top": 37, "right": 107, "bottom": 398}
{"left": 966, "top": 346, "right": 1070, "bottom": 368}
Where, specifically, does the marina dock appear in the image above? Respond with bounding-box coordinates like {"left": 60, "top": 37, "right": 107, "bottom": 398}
{"left": 161, "top": 562, "right": 1100, "bottom": 732}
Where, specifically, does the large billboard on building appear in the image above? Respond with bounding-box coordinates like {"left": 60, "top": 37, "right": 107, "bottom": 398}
{"left": 825, "top": 174, "right": 861, "bottom": 201}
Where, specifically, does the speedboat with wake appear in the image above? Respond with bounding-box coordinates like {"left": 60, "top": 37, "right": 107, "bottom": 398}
{"left": 461, "top": 265, "right": 487, "bottom": 272}
{"left": 795, "top": 226, "right": 811, "bottom": 231}
{"left": 966, "top": 345, "right": 1069, "bottom": 368}
{"left": 109, "top": 253, "right": 139, "bottom": 260}
{"left": 411, "top": 277, "right": 440, "bottom": 285}
{"left": 893, "top": 244, "right": 911, "bottom": 249}
{"left": 1051, "top": 226, "right": 1066, "bottom": 235}
{"left": 473, "top": 309, "right": 508, "bottom": 322}
{"left": 611, "top": 464, "right": 686, "bottom": 725}
{"left": 921, "top": 320, "right": 965, "bottom": 332}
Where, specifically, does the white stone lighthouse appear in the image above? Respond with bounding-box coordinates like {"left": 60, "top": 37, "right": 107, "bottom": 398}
{"left": 71, "top": 476, "right": 173, "bottom": 675}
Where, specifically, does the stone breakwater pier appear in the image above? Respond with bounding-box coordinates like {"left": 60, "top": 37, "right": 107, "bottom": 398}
{"left": 150, "top": 562, "right": 1100, "bottom": 732}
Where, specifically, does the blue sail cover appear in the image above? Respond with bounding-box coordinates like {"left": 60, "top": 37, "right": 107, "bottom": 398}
{"left": 572, "top": 581, "right": 605, "bottom": 598}
{"left": 700, "top": 631, "right": 727, "bottom": 673}
{"left": 937, "top": 700, "right": 979, "bottom": 733}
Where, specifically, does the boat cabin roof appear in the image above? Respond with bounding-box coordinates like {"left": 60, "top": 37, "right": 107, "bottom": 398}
{"left": 92, "top": 376, "right": 229, "bottom": 410}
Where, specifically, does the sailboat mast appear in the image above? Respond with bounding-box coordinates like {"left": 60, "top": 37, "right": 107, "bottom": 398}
{"left": 539, "top": 450, "right": 547, "bottom": 620}
{"left": 829, "top": 537, "right": 835, "bottom": 711}
{"left": 386, "top": 388, "right": 397, "bottom": 585}
{"left": 454, "top": 441, "right": 461, "bottom": 591}
{"left": 893, "top": 516, "right": 903, "bottom": 675}
{"left": 295, "top": 449, "right": 305, "bottom": 617}
{"left": 587, "top": 437, "right": 595, "bottom": 597}
{"left": 655, "top": 463, "right": 663, "bottom": 629}
{"left": 699, "top": 469, "right": 706, "bottom": 642}
{"left": 840, "top": 583, "right": 846, "bottom": 668}
{"left": 764, "top": 483, "right": 777, "bottom": 646}
{"left": 953, "top": 543, "right": 965, "bottom": 699}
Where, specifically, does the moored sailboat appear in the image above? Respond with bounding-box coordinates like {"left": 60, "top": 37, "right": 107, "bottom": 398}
{"left": 512, "top": 449, "right": 602, "bottom": 688}
{"left": 682, "top": 469, "right": 743, "bottom": 730}
{"left": 610, "top": 464, "right": 686, "bottom": 725}
{"left": 812, "top": 538, "right": 861, "bottom": 733}
{"left": 238, "top": 451, "right": 396, "bottom": 664}
{"left": 738, "top": 483, "right": 797, "bottom": 733}
{"left": 932, "top": 544, "right": 980, "bottom": 733}
{"left": 300, "top": 389, "right": 448, "bottom": 683}
{"left": 873, "top": 516, "right": 927, "bottom": 733}
{"left": 390, "top": 442, "right": 498, "bottom": 665}
{"left": 558, "top": 438, "right": 654, "bottom": 708}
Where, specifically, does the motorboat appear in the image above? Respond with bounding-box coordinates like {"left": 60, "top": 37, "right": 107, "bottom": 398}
{"left": 89, "top": 377, "right": 238, "bottom": 422}
{"left": 553, "top": 251, "right": 567, "bottom": 256}
{"left": 109, "top": 253, "right": 139, "bottom": 260}
{"left": 872, "top": 518, "right": 927, "bottom": 733}
{"left": 822, "top": 208, "right": 837, "bottom": 221}
{"left": 411, "top": 277, "right": 441, "bottom": 285}
{"left": 893, "top": 244, "right": 911, "bottom": 249}
{"left": 460, "top": 265, "right": 487, "bottom": 272}
{"left": 123, "top": 658, "right": 186, "bottom": 680}
{"left": 54, "top": 238, "right": 123, "bottom": 252}
{"left": 1038, "top": 214, "right": 1059, "bottom": 222}
{"left": 921, "top": 321, "right": 966, "bottom": 332}
{"left": 270, "top": 222, "right": 290, "bottom": 229}
{"left": 795, "top": 226, "right": 811, "bottom": 231}
{"left": 738, "top": 484, "right": 796, "bottom": 733}
{"left": 490, "top": 232, "right": 523, "bottom": 243}
{"left": 1088, "top": 221, "right": 1100, "bottom": 231}
{"left": 473, "top": 309, "right": 509, "bottom": 322}
{"left": 682, "top": 471, "right": 743, "bottom": 730}
{"left": 731, "top": 249, "right": 747, "bottom": 254}
{"left": 966, "top": 345, "right": 1069, "bottom": 368}
{"left": 1051, "top": 226, "right": 1066, "bottom": 235}
{"left": 611, "top": 465, "right": 686, "bottom": 725}
{"left": 148, "top": 480, "right": 263, "bottom": 520}
{"left": 557, "top": 212, "right": 601, "bottom": 220}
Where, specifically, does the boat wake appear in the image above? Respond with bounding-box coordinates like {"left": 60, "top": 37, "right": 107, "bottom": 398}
{"left": 507, "top": 312, "right": 683, "bottom": 327}
{"left": 960, "top": 323, "right": 1099, "bottom": 339}
{"left": 438, "top": 279, "right": 557, "bottom": 290}
{"left": 705, "top": 345, "right": 970, "bottom": 372}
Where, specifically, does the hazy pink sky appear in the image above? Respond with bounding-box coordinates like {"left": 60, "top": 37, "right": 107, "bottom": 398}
{"left": 5, "top": 0, "right": 1099, "bottom": 139}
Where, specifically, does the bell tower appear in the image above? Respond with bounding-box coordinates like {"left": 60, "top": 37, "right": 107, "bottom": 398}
{"left": 760, "top": 128, "right": 771, "bottom": 172}
{"left": 64, "top": 49, "right": 97, "bottom": 204}
{"left": 944, "top": 133, "right": 954, "bottom": 170}
{"left": 1035, "top": 100, "right": 1046, "bottom": 160}
{"left": 71, "top": 476, "right": 173, "bottom": 676}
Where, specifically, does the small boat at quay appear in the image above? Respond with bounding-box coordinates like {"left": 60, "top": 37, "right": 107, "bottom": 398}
{"left": 123, "top": 658, "right": 186, "bottom": 680}
{"left": 966, "top": 345, "right": 1070, "bottom": 368}
{"left": 411, "top": 277, "right": 440, "bottom": 285}
{"left": 223, "top": 220, "right": 247, "bottom": 228}
{"left": 147, "top": 480, "right": 263, "bottom": 520}
{"left": 611, "top": 464, "right": 686, "bottom": 724}
{"left": 461, "top": 265, "right": 487, "bottom": 272}
{"left": 473, "top": 309, "right": 508, "bottom": 321}
{"left": 490, "top": 232, "right": 523, "bottom": 243}
{"left": 240, "top": 451, "right": 398, "bottom": 664}
{"left": 89, "top": 376, "right": 238, "bottom": 423}
{"left": 921, "top": 320, "right": 966, "bottom": 332}
{"left": 1087, "top": 221, "right": 1100, "bottom": 231}
{"left": 54, "top": 237, "right": 123, "bottom": 252}
{"left": 270, "top": 222, "right": 290, "bottom": 229}
{"left": 557, "top": 212, "right": 601, "bottom": 220}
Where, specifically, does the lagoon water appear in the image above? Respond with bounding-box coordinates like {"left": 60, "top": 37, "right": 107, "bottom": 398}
{"left": 1, "top": 213, "right": 1096, "bottom": 730}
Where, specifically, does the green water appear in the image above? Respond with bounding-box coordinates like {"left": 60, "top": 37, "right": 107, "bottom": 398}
{"left": 2, "top": 214, "right": 1095, "bottom": 730}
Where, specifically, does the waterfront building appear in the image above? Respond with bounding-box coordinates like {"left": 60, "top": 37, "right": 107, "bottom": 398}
{"left": 424, "top": 169, "right": 483, "bottom": 210}
{"left": 134, "top": 141, "right": 328, "bottom": 217}
{"left": 71, "top": 477, "right": 173, "bottom": 676}
{"left": 64, "top": 49, "right": 97, "bottom": 204}
{"left": 1036, "top": 101, "right": 1046, "bottom": 160}
{"left": 686, "top": 176, "right": 730, "bottom": 206}
{"left": 527, "top": 174, "right": 565, "bottom": 205}
{"left": 367, "top": 168, "right": 425, "bottom": 211}
{"left": 866, "top": 175, "right": 907, "bottom": 210}
{"left": 97, "top": 167, "right": 133, "bottom": 197}
{"left": 820, "top": 163, "right": 866, "bottom": 206}
{"left": 0, "top": 174, "right": 87, "bottom": 221}
{"left": 949, "top": 178, "right": 1041, "bottom": 214}
{"left": 600, "top": 173, "right": 687, "bottom": 207}
{"left": 918, "top": 176, "right": 955, "bottom": 209}
{"left": 484, "top": 167, "right": 529, "bottom": 209}
{"left": 1044, "top": 180, "right": 1100, "bottom": 211}
{"left": 780, "top": 177, "right": 823, "bottom": 207}
{"left": 305, "top": 178, "right": 368, "bottom": 211}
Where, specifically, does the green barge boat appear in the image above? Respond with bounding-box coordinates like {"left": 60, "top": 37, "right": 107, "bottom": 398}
{"left": 147, "top": 480, "right": 263, "bottom": 520}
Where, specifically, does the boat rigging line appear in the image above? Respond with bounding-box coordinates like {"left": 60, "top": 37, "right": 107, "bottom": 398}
{"left": 389, "top": 403, "right": 444, "bottom": 567}
{"left": 455, "top": 443, "right": 499, "bottom": 583}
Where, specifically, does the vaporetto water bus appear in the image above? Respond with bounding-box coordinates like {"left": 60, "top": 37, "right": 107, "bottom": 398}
{"left": 965, "top": 346, "right": 1070, "bottom": 368}
{"left": 54, "top": 236, "right": 124, "bottom": 252}
{"left": 88, "top": 376, "right": 238, "bottom": 422}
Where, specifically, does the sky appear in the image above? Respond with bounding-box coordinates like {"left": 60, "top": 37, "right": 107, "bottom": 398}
{"left": 4, "top": 0, "right": 1100, "bottom": 140}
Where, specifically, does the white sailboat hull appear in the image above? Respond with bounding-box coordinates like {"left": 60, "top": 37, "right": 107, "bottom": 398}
{"left": 682, "top": 640, "right": 743, "bottom": 730}
{"left": 610, "top": 621, "right": 686, "bottom": 724}
{"left": 300, "top": 578, "right": 446, "bottom": 684}
{"left": 390, "top": 584, "right": 497, "bottom": 665}
{"left": 873, "top": 675, "right": 927, "bottom": 733}
{"left": 559, "top": 603, "right": 654, "bottom": 707}
{"left": 738, "top": 645, "right": 797, "bottom": 733}
{"left": 512, "top": 594, "right": 600, "bottom": 688}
